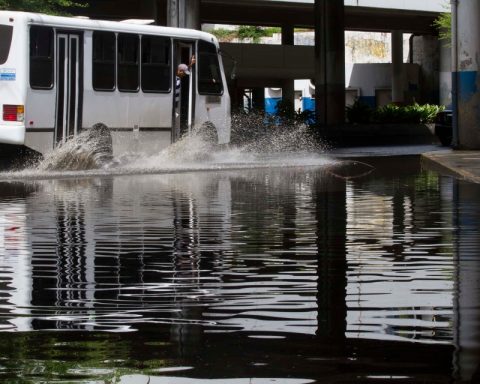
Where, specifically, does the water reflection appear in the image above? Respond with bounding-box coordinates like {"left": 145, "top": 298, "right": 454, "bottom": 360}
{"left": 0, "top": 159, "right": 479, "bottom": 382}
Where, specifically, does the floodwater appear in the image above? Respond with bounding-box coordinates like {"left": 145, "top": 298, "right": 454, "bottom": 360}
{"left": 0, "top": 142, "right": 480, "bottom": 383}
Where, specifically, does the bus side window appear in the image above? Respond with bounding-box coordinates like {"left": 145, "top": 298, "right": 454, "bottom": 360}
{"left": 118, "top": 33, "right": 139, "bottom": 92}
{"left": 0, "top": 25, "right": 13, "bottom": 65}
{"left": 93, "top": 31, "right": 116, "bottom": 91}
{"left": 141, "top": 36, "right": 171, "bottom": 93}
{"left": 30, "top": 26, "right": 54, "bottom": 89}
{"left": 198, "top": 40, "right": 223, "bottom": 96}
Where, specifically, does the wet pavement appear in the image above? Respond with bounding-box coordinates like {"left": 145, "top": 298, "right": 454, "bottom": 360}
{"left": 422, "top": 149, "right": 480, "bottom": 184}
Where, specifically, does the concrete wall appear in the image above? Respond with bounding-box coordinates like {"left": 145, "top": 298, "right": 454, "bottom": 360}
{"left": 346, "top": 63, "right": 420, "bottom": 106}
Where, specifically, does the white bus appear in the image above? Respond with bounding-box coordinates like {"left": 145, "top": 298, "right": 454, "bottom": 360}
{"left": 0, "top": 11, "right": 231, "bottom": 156}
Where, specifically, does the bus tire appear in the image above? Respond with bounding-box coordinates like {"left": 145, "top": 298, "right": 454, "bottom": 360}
{"left": 196, "top": 122, "right": 218, "bottom": 145}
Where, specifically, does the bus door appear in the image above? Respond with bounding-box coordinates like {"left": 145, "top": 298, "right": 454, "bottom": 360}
{"left": 55, "top": 31, "right": 83, "bottom": 144}
{"left": 173, "top": 40, "right": 196, "bottom": 142}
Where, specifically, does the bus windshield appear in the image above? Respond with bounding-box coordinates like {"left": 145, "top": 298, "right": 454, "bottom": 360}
{"left": 0, "top": 25, "right": 13, "bottom": 65}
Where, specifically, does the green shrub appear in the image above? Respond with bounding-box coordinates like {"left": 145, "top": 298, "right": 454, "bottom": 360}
{"left": 373, "top": 103, "right": 444, "bottom": 124}
{"left": 346, "top": 100, "right": 373, "bottom": 124}
{"left": 346, "top": 101, "right": 444, "bottom": 124}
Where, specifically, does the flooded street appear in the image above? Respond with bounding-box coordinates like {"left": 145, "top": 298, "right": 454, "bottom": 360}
{"left": 0, "top": 153, "right": 479, "bottom": 383}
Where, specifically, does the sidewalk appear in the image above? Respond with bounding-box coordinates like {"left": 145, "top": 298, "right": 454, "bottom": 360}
{"left": 422, "top": 149, "right": 480, "bottom": 184}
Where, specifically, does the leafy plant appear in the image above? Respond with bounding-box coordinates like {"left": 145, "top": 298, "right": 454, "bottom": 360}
{"left": 0, "top": 0, "right": 88, "bottom": 15}
{"left": 237, "top": 26, "right": 270, "bottom": 43}
{"left": 433, "top": 12, "right": 451, "bottom": 44}
{"left": 373, "top": 103, "right": 445, "bottom": 124}
{"left": 210, "top": 28, "right": 238, "bottom": 42}
{"left": 346, "top": 101, "right": 445, "bottom": 124}
{"left": 346, "top": 99, "right": 373, "bottom": 124}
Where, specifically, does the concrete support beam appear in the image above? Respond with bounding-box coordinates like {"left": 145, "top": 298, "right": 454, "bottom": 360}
{"left": 281, "top": 25, "right": 295, "bottom": 109}
{"left": 391, "top": 30, "right": 404, "bottom": 104}
{"left": 252, "top": 88, "right": 265, "bottom": 112}
{"left": 281, "top": 25, "right": 294, "bottom": 46}
{"left": 167, "top": 0, "right": 200, "bottom": 29}
{"left": 455, "top": 0, "right": 480, "bottom": 149}
{"left": 412, "top": 35, "right": 440, "bottom": 104}
{"left": 314, "top": 0, "right": 345, "bottom": 129}
{"left": 282, "top": 80, "right": 295, "bottom": 110}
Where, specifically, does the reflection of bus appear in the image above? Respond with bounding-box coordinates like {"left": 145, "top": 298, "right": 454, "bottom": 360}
{"left": 0, "top": 11, "right": 230, "bottom": 155}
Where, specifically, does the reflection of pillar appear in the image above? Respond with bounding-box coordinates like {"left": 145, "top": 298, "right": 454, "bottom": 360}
{"left": 314, "top": 0, "right": 345, "bottom": 130}
{"left": 167, "top": 0, "right": 200, "bottom": 29}
{"left": 455, "top": 0, "right": 480, "bottom": 149}
{"left": 282, "top": 24, "right": 295, "bottom": 110}
{"left": 314, "top": 176, "right": 347, "bottom": 344}
{"left": 391, "top": 30, "right": 404, "bottom": 104}
{"left": 453, "top": 181, "right": 480, "bottom": 382}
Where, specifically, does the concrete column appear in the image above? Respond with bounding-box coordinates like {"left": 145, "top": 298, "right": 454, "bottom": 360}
{"left": 314, "top": 0, "right": 345, "bottom": 130}
{"left": 439, "top": 36, "right": 452, "bottom": 107}
{"left": 167, "top": 0, "right": 179, "bottom": 27}
{"left": 185, "top": 0, "right": 200, "bottom": 30}
{"left": 455, "top": 0, "right": 480, "bottom": 149}
{"left": 281, "top": 24, "right": 294, "bottom": 46}
{"left": 281, "top": 25, "right": 295, "bottom": 110}
{"left": 167, "top": 0, "right": 200, "bottom": 29}
{"left": 391, "top": 30, "right": 404, "bottom": 104}
{"left": 140, "top": 0, "right": 159, "bottom": 22}
{"left": 411, "top": 35, "right": 440, "bottom": 104}
{"left": 252, "top": 88, "right": 265, "bottom": 112}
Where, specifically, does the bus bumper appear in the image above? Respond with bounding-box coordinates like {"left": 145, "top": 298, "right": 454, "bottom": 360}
{"left": 0, "top": 124, "right": 25, "bottom": 145}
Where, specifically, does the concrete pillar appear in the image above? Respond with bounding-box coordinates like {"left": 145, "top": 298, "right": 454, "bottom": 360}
{"left": 140, "top": 0, "right": 159, "bottom": 22}
{"left": 167, "top": 0, "right": 200, "bottom": 29}
{"left": 391, "top": 30, "right": 404, "bottom": 104}
{"left": 314, "top": 0, "right": 345, "bottom": 130}
{"left": 251, "top": 88, "right": 265, "bottom": 112}
{"left": 439, "top": 36, "right": 452, "bottom": 107}
{"left": 282, "top": 25, "right": 295, "bottom": 110}
{"left": 281, "top": 24, "right": 294, "bottom": 46}
{"left": 185, "top": 0, "right": 200, "bottom": 30}
{"left": 411, "top": 35, "right": 440, "bottom": 104}
{"left": 455, "top": 0, "right": 480, "bottom": 149}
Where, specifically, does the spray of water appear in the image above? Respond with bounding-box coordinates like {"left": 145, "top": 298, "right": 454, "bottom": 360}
{"left": 37, "top": 123, "right": 113, "bottom": 171}
{"left": 1, "top": 115, "right": 342, "bottom": 180}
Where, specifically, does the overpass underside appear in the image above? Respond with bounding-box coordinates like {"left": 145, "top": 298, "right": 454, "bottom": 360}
{"left": 80, "top": 0, "right": 442, "bottom": 130}
{"left": 82, "top": 0, "right": 438, "bottom": 34}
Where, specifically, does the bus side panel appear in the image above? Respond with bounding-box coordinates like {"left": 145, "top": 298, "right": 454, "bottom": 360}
{"left": 82, "top": 91, "right": 173, "bottom": 156}
{"left": 195, "top": 52, "right": 231, "bottom": 145}
{"left": 24, "top": 89, "right": 56, "bottom": 153}
{"left": 0, "top": 15, "right": 28, "bottom": 146}
{"left": 82, "top": 33, "right": 173, "bottom": 156}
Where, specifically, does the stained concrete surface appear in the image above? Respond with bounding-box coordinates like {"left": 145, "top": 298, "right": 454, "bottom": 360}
{"left": 422, "top": 149, "right": 480, "bottom": 184}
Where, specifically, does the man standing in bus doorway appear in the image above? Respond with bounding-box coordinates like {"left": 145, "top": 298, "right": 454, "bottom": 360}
{"left": 174, "top": 55, "right": 196, "bottom": 141}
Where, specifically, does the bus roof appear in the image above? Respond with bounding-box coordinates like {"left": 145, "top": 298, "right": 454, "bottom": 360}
{"left": 0, "top": 10, "right": 219, "bottom": 46}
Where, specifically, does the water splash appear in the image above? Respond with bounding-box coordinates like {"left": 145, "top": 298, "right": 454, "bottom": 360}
{"left": 0, "top": 117, "right": 339, "bottom": 180}
{"left": 37, "top": 123, "right": 113, "bottom": 171}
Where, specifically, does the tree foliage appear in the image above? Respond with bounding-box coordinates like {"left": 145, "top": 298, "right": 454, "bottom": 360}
{"left": 433, "top": 12, "right": 451, "bottom": 44}
{"left": 0, "top": 0, "right": 88, "bottom": 15}
{"left": 211, "top": 25, "right": 281, "bottom": 43}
